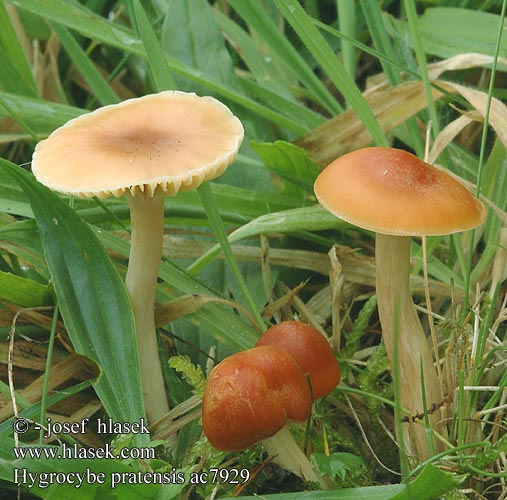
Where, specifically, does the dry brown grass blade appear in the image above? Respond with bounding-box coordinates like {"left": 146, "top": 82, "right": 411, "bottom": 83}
{"left": 262, "top": 281, "right": 306, "bottom": 320}
{"left": 436, "top": 80, "right": 507, "bottom": 149}
{"left": 0, "top": 339, "right": 67, "bottom": 372}
{"left": 366, "top": 53, "right": 507, "bottom": 95}
{"left": 2, "top": 305, "right": 67, "bottom": 338}
{"left": 0, "top": 353, "right": 99, "bottom": 421}
{"left": 155, "top": 295, "right": 219, "bottom": 326}
{"left": 428, "top": 111, "right": 482, "bottom": 165}
{"left": 296, "top": 73, "right": 507, "bottom": 167}
{"left": 490, "top": 227, "right": 507, "bottom": 298}
{"left": 329, "top": 246, "right": 344, "bottom": 351}
{"left": 155, "top": 294, "right": 261, "bottom": 332}
{"left": 152, "top": 395, "right": 202, "bottom": 441}
{"left": 427, "top": 53, "right": 507, "bottom": 80}
{"left": 277, "top": 283, "right": 328, "bottom": 336}
{"left": 163, "top": 236, "right": 330, "bottom": 275}
{"left": 163, "top": 237, "right": 459, "bottom": 299}
{"left": 295, "top": 80, "right": 444, "bottom": 166}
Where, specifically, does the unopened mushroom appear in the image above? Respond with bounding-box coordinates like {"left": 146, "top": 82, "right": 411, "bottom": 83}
{"left": 31, "top": 91, "right": 244, "bottom": 425}
{"left": 314, "top": 147, "right": 485, "bottom": 460}
{"left": 256, "top": 320, "right": 340, "bottom": 399}
{"left": 202, "top": 345, "right": 312, "bottom": 451}
{"left": 202, "top": 346, "right": 318, "bottom": 481}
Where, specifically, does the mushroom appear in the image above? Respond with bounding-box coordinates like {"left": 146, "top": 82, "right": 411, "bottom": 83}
{"left": 202, "top": 345, "right": 318, "bottom": 481}
{"left": 202, "top": 345, "right": 312, "bottom": 451}
{"left": 256, "top": 320, "right": 340, "bottom": 399}
{"left": 31, "top": 91, "right": 244, "bottom": 425}
{"left": 314, "top": 147, "right": 485, "bottom": 460}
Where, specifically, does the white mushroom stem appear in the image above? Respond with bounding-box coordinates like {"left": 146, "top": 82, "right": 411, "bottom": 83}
{"left": 125, "top": 192, "right": 170, "bottom": 424}
{"left": 262, "top": 426, "right": 318, "bottom": 483}
{"left": 375, "top": 233, "right": 443, "bottom": 461}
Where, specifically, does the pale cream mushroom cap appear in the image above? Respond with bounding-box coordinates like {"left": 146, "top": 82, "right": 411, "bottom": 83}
{"left": 32, "top": 91, "right": 244, "bottom": 198}
{"left": 314, "top": 147, "right": 486, "bottom": 236}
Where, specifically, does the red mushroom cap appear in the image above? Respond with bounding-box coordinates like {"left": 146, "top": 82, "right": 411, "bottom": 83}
{"left": 202, "top": 346, "right": 312, "bottom": 451}
{"left": 256, "top": 321, "right": 340, "bottom": 399}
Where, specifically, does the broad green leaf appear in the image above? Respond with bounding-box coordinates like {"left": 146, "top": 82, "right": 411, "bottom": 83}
{"left": 224, "top": 205, "right": 344, "bottom": 243}
{"left": 0, "top": 270, "right": 49, "bottom": 307}
{"left": 250, "top": 141, "right": 320, "bottom": 199}
{"left": 389, "top": 8, "right": 507, "bottom": 60}
{"left": 313, "top": 452, "right": 365, "bottom": 481}
{"left": 1, "top": 160, "right": 147, "bottom": 445}
{"left": 0, "top": 434, "right": 186, "bottom": 500}
{"left": 161, "top": 0, "right": 238, "bottom": 94}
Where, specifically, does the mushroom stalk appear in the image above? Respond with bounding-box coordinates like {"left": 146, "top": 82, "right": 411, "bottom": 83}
{"left": 375, "top": 233, "right": 442, "bottom": 460}
{"left": 125, "top": 192, "right": 170, "bottom": 424}
{"left": 262, "top": 427, "right": 318, "bottom": 483}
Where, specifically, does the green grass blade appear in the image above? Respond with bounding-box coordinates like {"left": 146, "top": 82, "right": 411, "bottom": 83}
{"left": 215, "top": 10, "right": 294, "bottom": 94}
{"left": 238, "top": 78, "right": 325, "bottom": 131}
{"left": 130, "top": 0, "right": 176, "bottom": 91}
{"left": 360, "top": 0, "right": 424, "bottom": 156}
{"left": 95, "top": 229, "right": 259, "bottom": 351}
{"left": 0, "top": 2, "right": 38, "bottom": 96}
{"left": 337, "top": 0, "right": 356, "bottom": 81}
{"left": 464, "top": 0, "right": 506, "bottom": 312}
{"left": 220, "top": 463, "right": 461, "bottom": 499}
{"left": 0, "top": 91, "right": 83, "bottom": 133}
{"left": 50, "top": 22, "right": 120, "bottom": 106}
{"left": 403, "top": 0, "right": 439, "bottom": 136}
{"left": 0, "top": 270, "right": 48, "bottom": 307}
{"left": 197, "top": 182, "right": 265, "bottom": 330}
{"left": 38, "top": 304, "right": 59, "bottom": 445}
{"left": 361, "top": 0, "right": 398, "bottom": 84}
{"left": 475, "top": 0, "right": 507, "bottom": 196}
{"left": 7, "top": 0, "right": 305, "bottom": 132}
{"left": 7, "top": 0, "right": 145, "bottom": 55}
{"left": 187, "top": 205, "right": 345, "bottom": 275}
{"left": 1, "top": 160, "right": 147, "bottom": 444}
{"left": 229, "top": 0, "right": 342, "bottom": 114}
{"left": 274, "top": 0, "right": 388, "bottom": 147}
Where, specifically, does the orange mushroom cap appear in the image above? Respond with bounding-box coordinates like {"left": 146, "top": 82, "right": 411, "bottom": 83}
{"left": 202, "top": 346, "right": 312, "bottom": 451}
{"left": 256, "top": 321, "right": 340, "bottom": 399}
{"left": 32, "top": 91, "right": 244, "bottom": 198}
{"left": 314, "top": 147, "right": 485, "bottom": 236}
